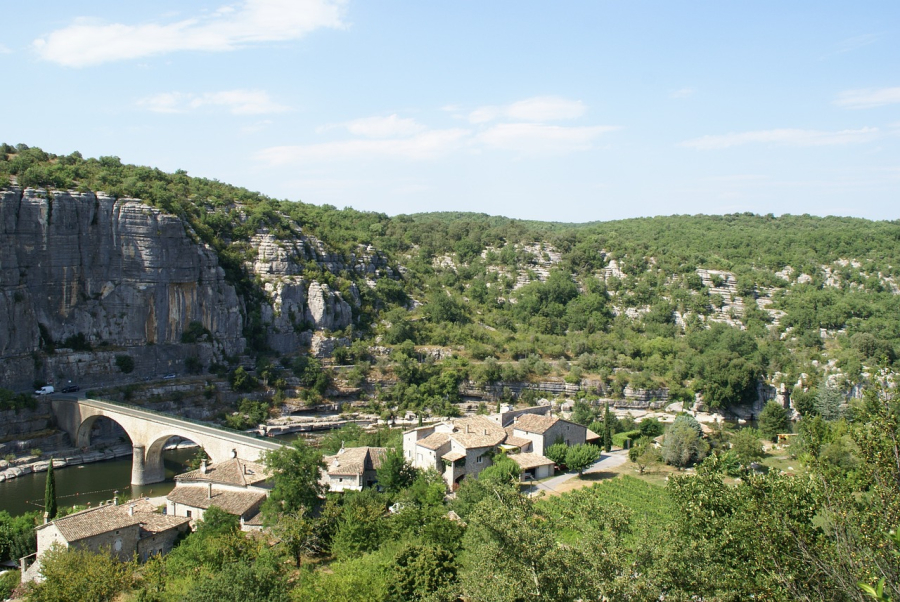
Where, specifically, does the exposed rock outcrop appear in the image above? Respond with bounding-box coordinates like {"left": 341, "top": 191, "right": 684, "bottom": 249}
{"left": 0, "top": 187, "right": 398, "bottom": 388}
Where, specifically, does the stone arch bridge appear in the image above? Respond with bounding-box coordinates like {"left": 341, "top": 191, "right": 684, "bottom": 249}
{"left": 51, "top": 397, "right": 283, "bottom": 485}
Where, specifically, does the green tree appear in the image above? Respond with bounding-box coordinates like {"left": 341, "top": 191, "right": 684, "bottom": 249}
{"left": 114, "top": 354, "right": 134, "bottom": 374}
{"left": 44, "top": 459, "right": 57, "bottom": 521}
{"left": 815, "top": 385, "right": 846, "bottom": 421}
{"left": 662, "top": 421, "right": 709, "bottom": 468}
{"left": 478, "top": 455, "right": 522, "bottom": 485}
{"left": 196, "top": 505, "right": 239, "bottom": 537}
{"left": 566, "top": 444, "right": 601, "bottom": 475}
{"left": 602, "top": 403, "right": 613, "bottom": 452}
{"left": 387, "top": 543, "right": 458, "bottom": 602}
{"left": 628, "top": 437, "right": 661, "bottom": 474}
{"left": 570, "top": 400, "right": 596, "bottom": 426}
{"left": 758, "top": 400, "right": 790, "bottom": 441}
{"left": 729, "top": 428, "right": 765, "bottom": 464}
{"left": 261, "top": 439, "right": 326, "bottom": 520}
{"left": 376, "top": 447, "right": 417, "bottom": 494}
{"left": 229, "top": 367, "right": 258, "bottom": 393}
{"left": 638, "top": 417, "right": 663, "bottom": 438}
{"left": 27, "top": 544, "right": 133, "bottom": 602}
{"left": 545, "top": 442, "right": 569, "bottom": 466}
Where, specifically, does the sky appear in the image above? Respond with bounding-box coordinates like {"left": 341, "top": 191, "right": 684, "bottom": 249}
{"left": 2, "top": 1, "right": 899, "bottom": 223}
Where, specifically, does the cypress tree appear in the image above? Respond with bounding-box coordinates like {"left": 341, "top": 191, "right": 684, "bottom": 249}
{"left": 602, "top": 403, "right": 613, "bottom": 452}
{"left": 44, "top": 459, "right": 57, "bottom": 521}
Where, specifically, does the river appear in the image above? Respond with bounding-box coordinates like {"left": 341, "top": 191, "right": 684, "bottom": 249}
{"left": 0, "top": 432, "right": 323, "bottom": 517}
{"left": 0, "top": 448, "right": 197, "bottom": 517}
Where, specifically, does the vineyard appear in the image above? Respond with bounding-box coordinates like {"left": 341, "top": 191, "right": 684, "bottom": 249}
{"left": 540, "top": 475, "right": 675, "bottom": 537}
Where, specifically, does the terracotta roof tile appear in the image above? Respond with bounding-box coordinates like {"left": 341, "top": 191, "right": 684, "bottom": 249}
{"left": 38, "top": 498, "right": 189, "bottom": 542}
{"left": 167, "top": 485, "right": 266, "bottom": 517}
{"left": 510, "top": 453, "right": 556, "bottom": 470}
{"left": 442, "top": 450, "right": 466, "bottom": 462}
{"left": 512, "top": 414, "right": 559, "bottom": 434}
{"left": 416, "top": 432, "right": 451, "bottom": 450}
{"left": 177, "top": 458, "right": 270, "bottom": 487}
{"left": 447, "top": 416, "right": 507, "bottom": 449}
{"left": 323, "top": 447, "right": 386, "bottom": 476}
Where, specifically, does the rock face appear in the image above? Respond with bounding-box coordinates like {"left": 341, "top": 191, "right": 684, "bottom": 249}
{"left": 0, "top": 187, "right": 398, "bottom": 387}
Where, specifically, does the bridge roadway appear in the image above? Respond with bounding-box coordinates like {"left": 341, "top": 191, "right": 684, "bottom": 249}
{"left": 51, "top": 396, "right": 284, "bottom": 485}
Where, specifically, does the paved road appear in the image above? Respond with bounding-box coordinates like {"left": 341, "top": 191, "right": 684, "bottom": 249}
{"left": 527, "top": 449, "right": 629, "bottom": 496}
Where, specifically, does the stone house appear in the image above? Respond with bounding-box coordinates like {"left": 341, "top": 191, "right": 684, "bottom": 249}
{"left": 403, "top": 416, "right": 510, "bottom": 489}
{"left": 510, "top": 414, "right": 590, "bottom": 456}
{"left": 320, "top": 446, "right": 386, "bottom": 492}
{"left": 24, "top": 497, "right": 190, "bottom": 582}
{"left": 166, "top": 458, "right": 270, "bottom": 531}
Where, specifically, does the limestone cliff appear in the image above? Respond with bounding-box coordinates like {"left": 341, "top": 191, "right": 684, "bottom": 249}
{"left": 0, "top": 187, "right": 395, "bottom": 389}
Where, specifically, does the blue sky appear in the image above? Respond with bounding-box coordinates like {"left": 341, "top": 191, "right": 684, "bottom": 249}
{"left": 3, "top": 1, "right": 899, "bottom": 222}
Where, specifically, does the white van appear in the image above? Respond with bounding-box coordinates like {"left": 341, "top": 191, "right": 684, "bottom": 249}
{"left": 34, "top": 385, "right": 55, "bottom": 395}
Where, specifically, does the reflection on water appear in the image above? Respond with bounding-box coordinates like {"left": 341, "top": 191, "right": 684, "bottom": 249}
{"left": 0, "top": 448, "right": 197, "bottom": 517}
{"left": 1, "top": 430, "right": 320, "bottom": 517}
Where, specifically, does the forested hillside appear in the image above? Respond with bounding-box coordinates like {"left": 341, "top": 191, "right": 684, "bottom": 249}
{"left": 2, "top": 144, "right": 899, "bottom": 413}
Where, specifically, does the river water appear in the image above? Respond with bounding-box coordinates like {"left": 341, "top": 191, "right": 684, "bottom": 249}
{"left": 0, "top": 448, "right": 197, "bottom": 517}
{"left": 0, "top": 432, "right": 323, "bottom": 517}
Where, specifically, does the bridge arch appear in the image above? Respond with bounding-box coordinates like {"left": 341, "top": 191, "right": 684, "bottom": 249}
{"left": 74, "top": 414, "right": 133, "bottom": 449}
{"left": 51, "top": 398, "right": 282, "bottom": 486}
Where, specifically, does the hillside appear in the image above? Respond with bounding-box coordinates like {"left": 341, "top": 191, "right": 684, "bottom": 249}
{"left": 2, "top": 143, "right": 899, "bottom": 415}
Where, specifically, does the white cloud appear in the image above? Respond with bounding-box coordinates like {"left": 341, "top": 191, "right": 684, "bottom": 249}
{"left": 681, "top": 127, "right": 879, "bottom": 150}
{"left": 255, "top": 129, "right": 470, "bottom": 163}
{"left": 342, "top": 114, "right": 426, "bottom": 138}
{"left": 468, "top": 96, "right": 586, "bottom": 123}
{"left": 137, "top": 89, "right": 289, "bottom": 115}
{"left": 0, "top": 44, "right": 11, "bottom": 54}
{"left": 477, "top": 123, "right": 618, "bottom": 153}
{"left": 670, "top": 87, "right": 694, "bottom": 99}
{"left": 834, "top": 87, "right": 900, "bottom": 109}
{"left": 33, "top": 0, "right": 346, "bottom": 67}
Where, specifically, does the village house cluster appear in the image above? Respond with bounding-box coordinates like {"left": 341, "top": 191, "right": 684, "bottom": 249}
{"left": 22, "top": 405, "right": 598, "bottom": 585}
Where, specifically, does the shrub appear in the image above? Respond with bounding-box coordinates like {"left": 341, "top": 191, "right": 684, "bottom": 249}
{"left": 114, "top": 354, "right": 134, "bottom": 374}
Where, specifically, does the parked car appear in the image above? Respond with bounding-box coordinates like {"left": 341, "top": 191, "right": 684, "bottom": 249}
{"left": 34, "top": 385, "right": 55, "bottom": 395}
{"left": 163, "top": 373, "right": 176, "bottom": 380}
{"left": 61, "top": 385, "right": 80, "bottom": 393}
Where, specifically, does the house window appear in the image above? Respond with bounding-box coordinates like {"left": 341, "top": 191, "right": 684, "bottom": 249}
{"left": 186, "top": 510, "right": 192, "bottom": 518}
{"left": 338, "top": 478, "right": 343, "bottom": 482}
{"left": 477, "top": 455, "right": 483, "bottom": 464}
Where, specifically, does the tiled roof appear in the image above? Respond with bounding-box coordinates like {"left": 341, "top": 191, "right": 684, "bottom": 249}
{"left": 504, "top": 435, "right": 533, "bottom": 449}
{"left": 512, "top": 414, "right": 559, "bottom": 434}
{"left": 167, "top": 485, "right": 267, "bottom": 516}
{"left": 416, "top": 432, "right": 451, "bottom": 450}
{"left": 323, "top": 447, "right": 386, "bottom": 476}
{"left": 243, "top": 510, "right": 264, "bottom": 526}
{"left": 177, "top": 458, "right": 270, "bottom": 487}
{"left": 585, "top": 428, "right": 601, "bottom": 441}
{"left": 510, "top": 453, "right": 556, "bottom": 470}
{"left": 448, "top": 416, "right": 507, "bottom": 449}
{"left": 442, "top": 450, "right": 466, "bottom": 462}
{"left": 38, "top": 498, "right": 189, "bottom": 542}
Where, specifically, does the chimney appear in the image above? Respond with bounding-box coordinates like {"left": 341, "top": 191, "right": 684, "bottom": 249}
{"left": 200, "top": 460, "right": 207, "bottom": 475}
{"left": 113, "top": 491, "right": 119, "bottom": 506}
{"left": 483, "top": 428, "right": 487, "bottom": 435}
{"left": 207, "top": 483, "right": 213, "bottom": 499}
{"left": 128, "top": 505, "right": 135, "bottom": 517}
{"left": 466, "top": 424, "right": 470, "bottom": 434}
